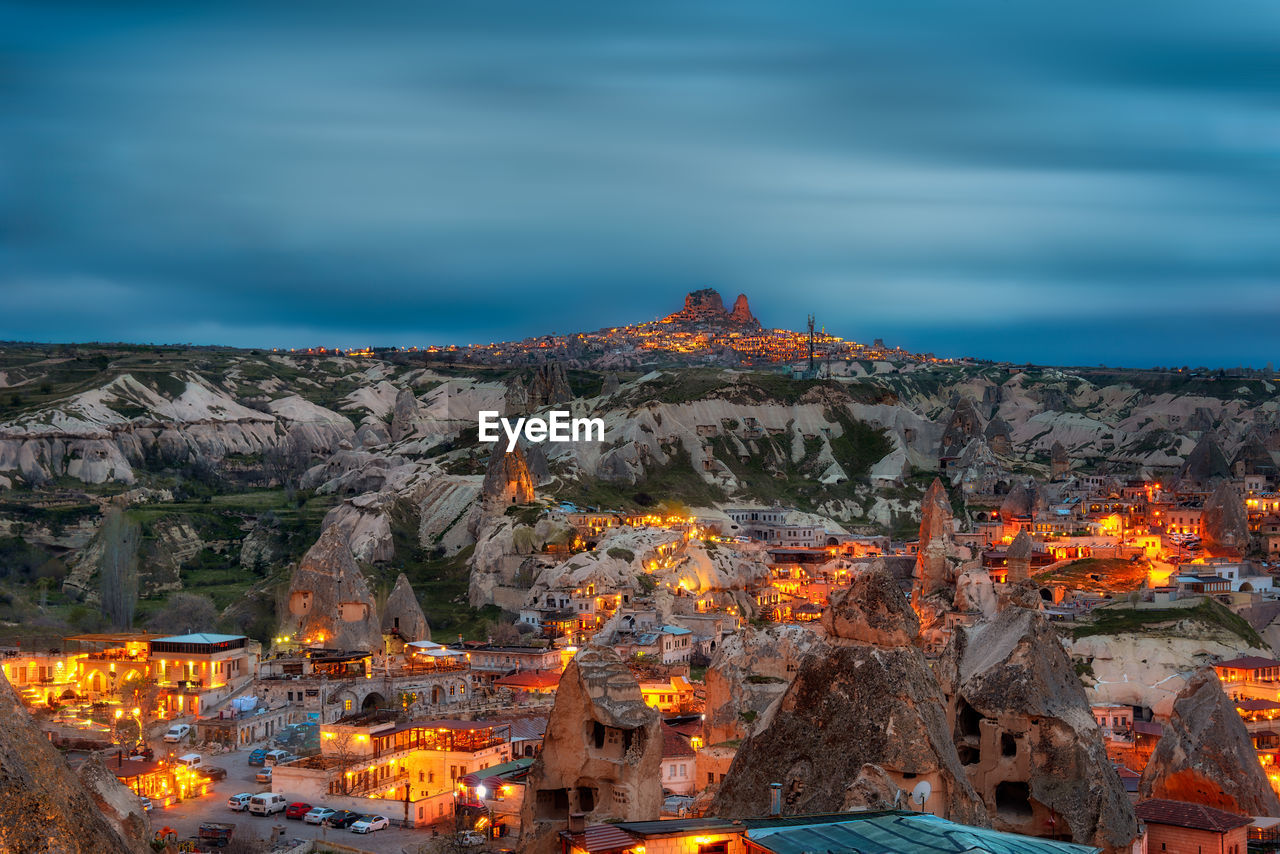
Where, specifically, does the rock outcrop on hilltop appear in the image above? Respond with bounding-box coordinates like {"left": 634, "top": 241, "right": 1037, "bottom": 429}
{"left": 277, "top": 526, "right": 383, "bottom": 652}
{"left": 1202, "top": 480, "right": 1250, "bottom": 556}
{"left": 703, "top": 623, "right": 818, "bottom": 744}
{"left": 381, "top": 573, "right": 430, "bottom": 644}
{"left": 713, "top": 566, "right": 986, "bottom": 823}
{"left": 520, "top": 646, "right": 662, "bottom": 854}
{"left": 729, "top": 293, "right": 759, "bottom": 327}
{"left": 939, "top": 608, "right": 1138, "bottom": 851}
{"left": 1139, "top": 668, "right": 1280, "bottom": 816}
{"left": 600, "top": 372, "right": 620, "bottom": 396}
{"left": 481, "top": 442, "right": 536, "bottom": 509}
{"left": 0, "top": 674, "right": 151, "bottom": 854}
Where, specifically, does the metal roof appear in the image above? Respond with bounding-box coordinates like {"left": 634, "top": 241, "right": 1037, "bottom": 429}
{"left": 151, "top": 632, "right": 245, "bottom": 645}
{"left": 745, "top": 813, "right": 1101, "bottom": 854}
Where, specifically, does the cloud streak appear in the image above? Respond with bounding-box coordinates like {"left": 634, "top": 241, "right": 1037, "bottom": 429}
{"left": 1, "top": 0, "right": 1277, "bottom": 365}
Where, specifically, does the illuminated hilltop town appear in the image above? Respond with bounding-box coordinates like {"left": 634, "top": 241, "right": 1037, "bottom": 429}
{"left": 282, "top": 288, "right": 945, "bottom": 370}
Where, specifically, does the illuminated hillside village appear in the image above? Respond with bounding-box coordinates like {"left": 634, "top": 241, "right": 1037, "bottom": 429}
{"left": 5, "top": 295, "right": 1280, "bottom": 852}
{"left": 282, "top": 288, "right": 944, "bottom": 370}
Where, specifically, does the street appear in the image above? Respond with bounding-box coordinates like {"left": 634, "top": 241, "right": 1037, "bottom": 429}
{"left": 144, "top": 741, "right": 456, "bottom": 854}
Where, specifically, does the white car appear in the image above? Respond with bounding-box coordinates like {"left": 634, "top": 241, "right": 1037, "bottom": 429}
{"left": 162, "top": 724, "right": 191, "bottom": 743}
{"left": 304, "top": 807, "right": 337, "bottom": 825}
{"left": 227, "top": 793, "right": 253, "bottom": 812}
{"left": 457, "top": 830, "right": 486, "bottom": 846}
{"left": 139, "top": 796, "right": 152, "bottom": 813}
{"left": 350, "top": 815, "right": 389, "bottom": 834}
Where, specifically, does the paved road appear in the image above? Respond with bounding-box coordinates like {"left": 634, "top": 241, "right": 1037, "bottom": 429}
{"left": 146, "top": 741, "right": 459, "bottom": 853}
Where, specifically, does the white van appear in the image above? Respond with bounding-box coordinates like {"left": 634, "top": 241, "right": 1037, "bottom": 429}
{"left": 162, "top": 724, "right": 191, "bottom": 743}
{"left": 263, "top": 749, "right": 291, "bottom": 767}
{"left": 249, "top": 793, "right": 287, "bottom": 816}
{"left": 176, "top": 753, "right": 203, "bottom": 770}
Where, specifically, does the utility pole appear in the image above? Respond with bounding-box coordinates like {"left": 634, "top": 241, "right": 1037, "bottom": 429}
{"left": 807, "top": 314, "right": 816, "bottom": 376}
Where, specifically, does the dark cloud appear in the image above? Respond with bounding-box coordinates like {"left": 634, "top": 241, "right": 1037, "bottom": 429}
{"left": 1, "top": 0, "right": 1277, "bottom": 365}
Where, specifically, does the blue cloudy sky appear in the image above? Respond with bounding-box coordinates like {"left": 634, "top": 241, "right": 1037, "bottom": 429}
{"left": 2, "top": 1, "right": 1278, "bottom": 366}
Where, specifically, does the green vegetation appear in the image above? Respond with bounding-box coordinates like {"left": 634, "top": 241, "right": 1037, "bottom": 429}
{"left": 606, "top": 547, "right": 635, "bottom": 562}
{"left": 556, "top": 446, "right": 726, "bottom": 511}
{"left": 1072, "top": 598, "right": 1265, "bottom": 647}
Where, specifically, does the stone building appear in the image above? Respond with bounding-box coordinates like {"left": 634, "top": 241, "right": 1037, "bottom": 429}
{"left": 938, "top": 607, "right": 1138, "bottom": 851}
{"left": 520, "top": 645, "right": 662, "bottom": 854}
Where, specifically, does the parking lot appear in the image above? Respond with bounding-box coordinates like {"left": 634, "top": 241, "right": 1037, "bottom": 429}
{"left": 145, "top": 739, "right": 461, "bottom": 853}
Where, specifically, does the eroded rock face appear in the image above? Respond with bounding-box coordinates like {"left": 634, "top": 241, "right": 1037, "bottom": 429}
{"left": 703, "top": 623, "right": 818, "bottom": 744}
{"left": 527, "top": 363, "right": 573, "bottom": 409}
{"left": 520, "top": 646, "right": 662, "bottom": 853}
{"left": 729, "top": 293, "right": 760, "bottom": 327}
{"left": 914, "top": 478, "right": 959, "bottom": 602}
{"left": 939, "top": 398, "right": 983, "bottom": 457}
{"left": 0, "top": 675, "right": 151, "bottom": 854}
{"left": 1050, "top": 440, "right": 1069, "bottom": 480}
{"left": 712, "top": 566, "right": 986, "bottom": 823}
{"left": 1202, "top": 480, "right": 1250, "bottom": 556}
{"left": 1139, "top": 668, "right": 1280, "bottom": 816}
{"left": 77, "top": 756, "right": 151, "bottom": 848}
{"left": 823, "top": 559, "right": 919, "bottom": 647}
{"left": 277, "top": 526, "right": 383, "bottom": 652}
{"left": 381, "top": 573, "right": 430, "bottom": 644}
{"left": 938, "top": 607, "right": 1138, "bottom": 851}
{"left": 1181, "top": 435, "right": 1231, "bottom": 484}
{"left": 481, "top": 443, "right": 536, "bottom": 509}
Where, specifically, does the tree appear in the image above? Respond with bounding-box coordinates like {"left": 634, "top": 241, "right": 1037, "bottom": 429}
{"left": 263, "top": 432, "right": 310, "bottom": 499}
{"left": 99, "top": 509, "right": 140, "bottom": 629}
{"left": 485, "top": 620, "right": 521, "bottom": 646}
{"left": 146, "top": 592, "right": 220, "bottom": 635}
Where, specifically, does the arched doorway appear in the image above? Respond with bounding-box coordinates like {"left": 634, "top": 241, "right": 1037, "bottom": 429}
{"left": 431, "top": 685, "right": 444, "bottom": 705}
{"left": 361, "top": 691, "right": 387, "bottom": 713}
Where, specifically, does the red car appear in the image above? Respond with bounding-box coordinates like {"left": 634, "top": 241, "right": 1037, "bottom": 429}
{"left": 285, "top": 802, "right": 313, "bottom": 820}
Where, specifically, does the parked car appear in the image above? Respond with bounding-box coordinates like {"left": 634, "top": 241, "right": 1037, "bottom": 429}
{"left": 176, "top": 753, "right": 203, "bottom": 770}
{"left": 284, "top": 802, "right": 312, "bottom": 820}
{"left": 457, "top": 830, "right": 487, "bottom": 847}
{"left": 325, "top": 810, "right": 361, "bottom": 829}
{"left": 263, "top": 749, "right": 292, "bottom": 767}
{"left": 254, "top": 767, "right": 272, "bottom": 784}
{"left": 248, "top": 793, "right": 287, "bottom": 816}
{"left": 303, "top": 807, "right": 336, "bottom": 825}
{"left": 227, "top": 793, "right": 254, "bottom": 812}
{"left": 138, "top": 796, "right": 152, "bottom": 813}
{"left": 162, "top": 724, "right": 191, "bottom": 743}
{"left": 246, "top": 748, "right": 268, "bottom": 766}
{"left": 351, "top": 815, "right": 388, "bottom": 834}
{"left": 203, "top": 766, "right": 227, "bottom": 781}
